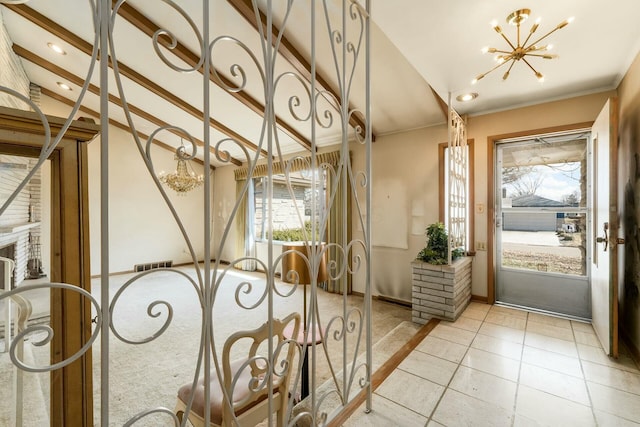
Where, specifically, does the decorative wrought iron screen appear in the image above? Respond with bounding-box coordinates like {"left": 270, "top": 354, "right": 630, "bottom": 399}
{"left": 447, "top": 108, "right": 468, "bottom": 264}
{"left": 0, "top": 1, "right": 372, "bottom": 426}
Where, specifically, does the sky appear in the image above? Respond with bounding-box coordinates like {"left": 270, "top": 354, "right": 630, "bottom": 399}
{"left": 504, "top": 162, "right": 582, "bottom": 202}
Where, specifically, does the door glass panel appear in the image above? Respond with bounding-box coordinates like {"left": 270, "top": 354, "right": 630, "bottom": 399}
{"left": 499, "top": 137, "right": 588, "bottom": 277}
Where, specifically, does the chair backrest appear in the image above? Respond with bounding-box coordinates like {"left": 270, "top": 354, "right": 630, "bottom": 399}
{"left": 221, "top": 312, "right": 300, "bottom": 423}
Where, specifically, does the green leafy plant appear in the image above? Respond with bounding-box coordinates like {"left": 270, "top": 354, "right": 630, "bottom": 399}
{"left": 271, "top": 221, "right": 319, "bottom": 241}
{"left": 416, "top": 222, "right": 465, "bottom": 265}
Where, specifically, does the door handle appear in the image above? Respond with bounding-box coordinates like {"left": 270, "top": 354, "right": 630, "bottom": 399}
{"left": 596, "top": 222, "right": 609, "bottom": 252}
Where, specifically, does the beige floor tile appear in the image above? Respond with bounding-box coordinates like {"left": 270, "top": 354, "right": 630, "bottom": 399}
{"left": 582, "top": 360, "right": 640, "bottom": 395}
{"left": 593, "top": 409, "right": 640, "bottom": 426}
{"left": 526, "top": 320, "right": 575, "bottom": 342}
{"left": 375, "top": 369, "right": 445, "bottom": 417}
{"left": 399, "top": 350, "right": 457, "bottom": 386}
{"left": 343, "top": 394, "right": 427, "bottom": 427}
{"left": 524, "top": 331, "right": 578, "bottom": 357}
{"left": 471, "top": 333, "right": 523, "bottom": 361}
{"left": 528, "top": 312, "right": 572, "bottom": 329}
{"left": 416, "top": 335, "right": 468, "bottom": 364}
{"left": 444, "top": 316, "right": 482, "bottom": 333}
{"left": 588, "top": 381, "right": 640, "bottom": 423}
{"left": 449, "top": 365, "right": 517, "bottom": 410}
{"left": 431, "top": 389, "right": 513, "bottom": 427}
{"left": 467, "top": 301, "right": 491, "bottom": 313}
{"left": 519, "top": 363, "right": 590, "bottom": 405}
{"left": 521, "top": 345, "right": 583, "bottom": 378}
{"left": 489, "top": 305, "right": 528, "bottom": 318}
{"left": 574, "top": 330, "right": 602, "bottom": 347}
{"left": 426, "top": 421, "right": 446, "bottom": 427}
{"left": 484, "top": 311, "right": 527, "bottom": 330}
{"left": 515, "top": 385, "right": 595, "bottom": 427}
{"left": 578, "top": 344, "right": 640, "bottom": 373}
{"left": 430, "top": 323, "right": 476, "bottom": 347}
{"left": 461, "top": 306, "right": 488, "bottom": 321}
{"left": 461, "top": 347, "right": 520, "bottom": 382}
{"left": 512, "top": 414, "right": 542, "bottom": 426}
{"left": 572, "top": 320, "right": 595, "bottom": 334}
{"left": 478, "top": 322, "right": 525, "bottom": 344}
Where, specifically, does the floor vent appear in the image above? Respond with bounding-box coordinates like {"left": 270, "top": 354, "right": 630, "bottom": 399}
{"left": 133, "top": 260, "right": 173, "bottom": 272}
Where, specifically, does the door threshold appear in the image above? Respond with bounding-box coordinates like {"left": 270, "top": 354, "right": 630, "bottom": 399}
{"left": 495, "top": 301, "right": 591, "bottom": 323}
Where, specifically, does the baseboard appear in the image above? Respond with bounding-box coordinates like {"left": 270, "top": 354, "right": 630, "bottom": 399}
{"left": 347, "top": 291, "right": 412, "bottom": 308}
{"left": 90, "top": 259, "right": 227, "bottom": 279}
{"left": 471, "top": 294, "right": 489, "bottom": 303}
{"left": 376, "top": 294, "right": 412, "bottom": 307}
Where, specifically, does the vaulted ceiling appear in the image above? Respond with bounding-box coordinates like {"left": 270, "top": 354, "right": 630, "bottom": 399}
{"left": 1, "top": 1, "right": 638, "bottom": 169}
{"left": 0, "top": 0, "right": 443, "bottom": 168}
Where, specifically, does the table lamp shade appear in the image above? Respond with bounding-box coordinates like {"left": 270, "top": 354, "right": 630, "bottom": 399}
{"left": 281, "top": 242, "right": 328, "bottom": 284}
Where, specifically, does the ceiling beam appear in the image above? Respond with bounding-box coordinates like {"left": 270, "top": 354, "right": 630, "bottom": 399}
{"left": 40, "top": 87, "right": 213, "bottom": 169}
{"left": 14, "top": 44, "right": 241, "bottom": 166}
{"left": 113, "top": 1, "right": 313, "bottom": 152}
{"left": 227, "top": 0, "right": 375, "bottom": 142}
{"left": 5, "top": 3, "right": 266, "bottom": 159}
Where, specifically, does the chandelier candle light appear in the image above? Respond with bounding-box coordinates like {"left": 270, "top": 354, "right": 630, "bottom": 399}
{"left": 472, "top": 8, "right": 574, "bottom": 84}
{"left": 159, "top": 142, "right": 204, "bottom": 195}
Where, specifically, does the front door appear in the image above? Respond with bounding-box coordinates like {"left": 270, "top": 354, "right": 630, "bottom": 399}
{"left": 590, "top": 98, "right": 619, "bottom": 357}
{"left": 495, "top": 131, "right": 591, "bottom": 319}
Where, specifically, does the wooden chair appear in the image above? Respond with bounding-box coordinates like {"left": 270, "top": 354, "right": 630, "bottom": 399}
{"left": 175, "top": 313, "right": 301, "bottom": 426}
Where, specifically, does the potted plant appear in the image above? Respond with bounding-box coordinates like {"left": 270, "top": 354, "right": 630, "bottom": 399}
{"left": 416, "top": 222, "right": 464, "bottom": 265}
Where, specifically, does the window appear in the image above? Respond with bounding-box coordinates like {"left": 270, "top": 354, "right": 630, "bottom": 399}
{"left": 253, "top": 169, "right": 327, "bottom": 242}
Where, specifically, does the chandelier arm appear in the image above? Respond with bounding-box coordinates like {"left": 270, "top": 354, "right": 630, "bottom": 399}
{"left": 526, "top": 53, "right": 555, "bottom": 58}
{"left": 524, "top": 44, "right": 548, "bottom": 53}
{"left": 498, "top": 32, "right": 518, "bottom": 51}
{"left": 504, "top": 59, "right": 517, "bottom": 74}
{"left": 521, "top": 26, "right": 537, "bottom": 48}
{"left": 526, "top": 26, "right": 562, "bottom": 50}
{"left": 500, "top": 59, "right": 518, "bottom": 81}
{"left": 477, "top": 57, "right": 515, "bottom": 80}
{"left": 521, "top": 57, "right": 541, "bottom": 75}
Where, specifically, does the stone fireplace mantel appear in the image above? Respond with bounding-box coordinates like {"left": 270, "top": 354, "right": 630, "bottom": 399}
{"left": 0, "top": 221, "right": 40, "bottom": 234}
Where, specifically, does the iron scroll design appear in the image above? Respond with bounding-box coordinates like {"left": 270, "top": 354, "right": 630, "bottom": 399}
{"left": 0, "top": 1, "right": 371, "bottom": 426}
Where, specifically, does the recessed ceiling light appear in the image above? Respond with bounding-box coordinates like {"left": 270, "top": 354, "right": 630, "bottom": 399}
{"left": 47, "top": 42, "right": 66, "bottom": 55}
{"left": 57, "top": 82, "right": 72, "bottom": 91}
{"left": 456, "top": 93, "right": 478, "bottom": 102}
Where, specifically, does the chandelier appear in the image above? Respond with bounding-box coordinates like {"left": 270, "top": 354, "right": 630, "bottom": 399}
{"left": 472, "top": 8, "right": 573, "bottom": 84}
{"left": 159, "top": 142, "right": 204, "bottom": 195}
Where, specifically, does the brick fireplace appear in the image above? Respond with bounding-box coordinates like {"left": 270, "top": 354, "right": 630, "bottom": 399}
{"left": 0, "top": 155, "right": 42, "bottom": 288}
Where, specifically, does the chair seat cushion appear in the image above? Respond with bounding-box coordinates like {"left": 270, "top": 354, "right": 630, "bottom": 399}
{"left": 177, "top": 358, "right": 277, "bottom": 425}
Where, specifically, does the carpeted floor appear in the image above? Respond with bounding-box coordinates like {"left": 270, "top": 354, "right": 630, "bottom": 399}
{"left": 1, "top": 265, "right": 412, "bottom": 426}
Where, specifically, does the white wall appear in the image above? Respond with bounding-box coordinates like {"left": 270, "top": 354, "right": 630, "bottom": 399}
{"left": 210, "top": 92, "right": 618, "bottom": 303}
{"left": 349, "top": 91, "right": 616, "bottom": 302}
{"left": 40, "top": 95, "right": 211, "bottom": 276}
{"left": 212, "top": 164, "right": 238, "bottom": 264}
{"left": 351, "top": 126, "right": 447, "bottom": 299}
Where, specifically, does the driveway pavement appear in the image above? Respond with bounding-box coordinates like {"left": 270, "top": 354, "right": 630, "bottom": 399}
{"left": 502, "top": 231, "right": 561, "bottom": 246}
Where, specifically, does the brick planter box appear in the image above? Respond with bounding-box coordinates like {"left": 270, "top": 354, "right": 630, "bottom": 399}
{"left": 411, "top": 256, "right": 473, "bottom": 324}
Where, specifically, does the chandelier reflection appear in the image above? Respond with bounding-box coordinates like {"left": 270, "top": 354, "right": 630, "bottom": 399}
{"left": 472, "top": 8, "right": 574, "bottom": 84}
{"left": 159, "top": 141, "right": 204, "bottom": 195}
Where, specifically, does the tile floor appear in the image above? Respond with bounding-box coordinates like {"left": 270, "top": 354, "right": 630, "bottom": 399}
{"left": 345, "top": 302, "right": 640, "bottom": 426}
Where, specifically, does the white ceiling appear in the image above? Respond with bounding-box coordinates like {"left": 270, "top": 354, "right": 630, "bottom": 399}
{"left": 373, "top": 0, "right": 640, "bottom": 116}
{"left": 1, "top": 1, "right": 639, "bottom": 167}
